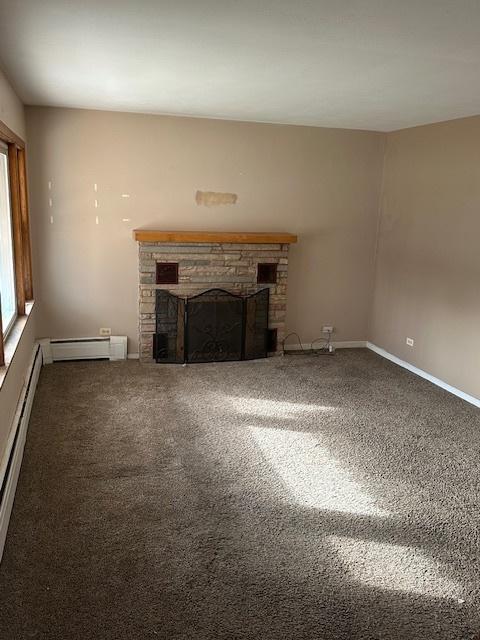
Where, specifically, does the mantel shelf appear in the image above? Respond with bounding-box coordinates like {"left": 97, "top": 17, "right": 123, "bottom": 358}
{"left": 133, "top": 230, "right": 298, "bottom": 244}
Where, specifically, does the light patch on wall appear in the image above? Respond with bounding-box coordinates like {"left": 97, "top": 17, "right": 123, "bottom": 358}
{"left": 121, "top": 194, "right": 130, "bottom": 198}
{"left": 195, "top": 190, "right": 238, "bottom": 207}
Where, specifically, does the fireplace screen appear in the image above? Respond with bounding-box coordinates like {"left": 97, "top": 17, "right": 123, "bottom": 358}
{"left": 154, "top": 288, "right": 269, "bottom": 363}
{"left": 154, "top": 290, "right": 185, "bottom": 363}
{"left": 244, "top": 288, "right": 269, "bottom": 360}
{"left": 186, "top": 289, "right": 243, "bottom": 363}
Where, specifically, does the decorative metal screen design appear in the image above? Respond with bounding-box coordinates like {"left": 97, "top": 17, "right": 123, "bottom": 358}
{"left": 154, "top": 288, "right": 270, "bottom": 364}
{"left": 186, "top": 289, "right": 244, "bottom": 363}
{"left": 154, "top": 290, "right": 185, "bottom": 363}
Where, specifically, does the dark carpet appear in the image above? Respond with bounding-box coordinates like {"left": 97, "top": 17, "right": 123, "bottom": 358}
{"left": 0, "top": 349, "right": 479, "bottom": 639}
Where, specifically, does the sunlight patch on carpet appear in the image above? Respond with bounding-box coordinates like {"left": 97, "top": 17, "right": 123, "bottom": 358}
{"left": 328, "top": 535, "right": 464, "bottom": 600}
{"left": 248, "top": 426, "right": 388, "bottom": 516}
{"left": 225, "top": 396, "right": 335, "bottom": 418}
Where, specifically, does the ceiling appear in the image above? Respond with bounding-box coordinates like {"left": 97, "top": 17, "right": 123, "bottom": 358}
{"left": 0, "top": 0, "right": 479, "bottom": 132}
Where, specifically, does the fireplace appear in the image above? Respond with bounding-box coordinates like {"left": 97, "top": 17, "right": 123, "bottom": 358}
{"left": 154, "top": 288, "right": 269, "bottom": 363}
{"left": 134, "top": 230, "right": 297, "bottom": 363}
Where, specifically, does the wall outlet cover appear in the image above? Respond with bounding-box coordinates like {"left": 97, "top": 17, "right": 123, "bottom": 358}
{"left": 322, "top": 326, "right": 334, "bottom": 334}
{"left": 99, "top": 328, "right": 112, "bottom": 336}
{"left": 406, "top": 337, "right": 414, "bottom": 346}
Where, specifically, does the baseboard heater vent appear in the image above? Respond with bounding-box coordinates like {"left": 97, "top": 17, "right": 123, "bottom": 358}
{"left": 0, "top": 344, "right": 42, "bottom": 562}
{"left": 40, "top": 336, "right": 127, "bottom": 363}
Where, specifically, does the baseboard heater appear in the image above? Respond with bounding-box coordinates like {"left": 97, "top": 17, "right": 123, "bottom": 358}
{"left": 40, "top": 336, "right": 127, "bottom": 363}
{"left": 0, "top": 343, "right": 42, "bottom": 562}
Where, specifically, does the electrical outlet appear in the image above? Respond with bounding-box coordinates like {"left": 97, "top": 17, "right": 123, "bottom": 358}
{"left": 406, "top": 337, "right": 414, "bottom": 346}
{"left": 99, "top": 327, "right": 112, "bottom": 336}
{"left": 322, "top": 325, "right": 334, "bottom": 334}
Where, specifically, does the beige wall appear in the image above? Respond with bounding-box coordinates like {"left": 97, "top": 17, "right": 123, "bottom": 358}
{"left": 26, "top": 107, "right": 385, "bottom": 353}
{"left": 0, "top": 68, "right": 36, "bottom": 465}
{"left": 370, "top": 116, "right": 480, "bottom": 399}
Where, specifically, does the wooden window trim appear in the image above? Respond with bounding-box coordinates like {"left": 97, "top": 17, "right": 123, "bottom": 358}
{"left": 0, "top": 119, "right": 25, "bottom": 150}
{"left": 0, "top": 120, "right": 32, "bottom": 367}
{"left": 8, "top": 143, "right": 26, "bottom": 316}
{"left": 18, "top": 148, "right": 33, "bottom": 300}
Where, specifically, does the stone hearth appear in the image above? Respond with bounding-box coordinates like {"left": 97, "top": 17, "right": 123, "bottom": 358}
{"left": 134, "top": 231, "right": 297, "bottom": 363}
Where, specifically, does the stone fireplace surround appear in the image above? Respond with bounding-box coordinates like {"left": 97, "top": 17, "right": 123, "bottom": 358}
{"left": 134, "top": 231, "right": 297, "bottom": 363}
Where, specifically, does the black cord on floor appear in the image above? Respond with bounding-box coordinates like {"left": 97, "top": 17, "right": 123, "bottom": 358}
{"left": 281, "top": 332, "right": 332, "bottom": 356}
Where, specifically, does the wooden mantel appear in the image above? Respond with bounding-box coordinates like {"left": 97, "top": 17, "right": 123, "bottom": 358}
{"left": 133, "top": 230, "right": 297, "bottom": 244}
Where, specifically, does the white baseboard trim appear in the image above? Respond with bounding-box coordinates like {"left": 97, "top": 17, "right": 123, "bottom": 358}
{"left": 127, "top": 353, "right": 139, "bottom": 360}
{"left": 366, "top": 342, "right": 480, "bottom": 409}
{"left": 333, "top": 341, "right": 367, "bottom": 349}
{"left": 284, "top": 340, "right": 366, "bottom": 351}
{"left": 0, "top": 343, "right": 42, "bottom": 562}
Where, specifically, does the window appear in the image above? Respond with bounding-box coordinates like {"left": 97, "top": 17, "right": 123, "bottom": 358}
{"left": 0, "top": 144, "right": 16, "bottom": 336}
{"left": 0, "top": 119, "right": 33, "bottom": 367}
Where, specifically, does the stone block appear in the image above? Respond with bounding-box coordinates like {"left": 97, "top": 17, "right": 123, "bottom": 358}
{"left": 181, "top": 266, "right": 237, "bottom": 275}
{"left": 228, "top": 252, "right": 246, "bottom": 258}
{"left": 179, "top": 259, "right": 211, "bottom": 266}
{"left": 221, "top": 243, "right": 281, "bottom": 251}
{"left": 241, "top": 250, "right": 287, "bottom": 258}
{"left": 141, "top": 244, "right": 214, "bottom": 253}
{"left": 188, "top": 275, "right": 253, "bottom": 283}
{"left": 152, "top": 253, "right": 217, "bottom": 261}
{"left": 235, "top": 267, "right": 256, "bottom": 276}
{"left": 140, "top": 302, "right": 155, "bottom": 313}
{"left": 230, "top": 260, "right": 251, "bottom": 266}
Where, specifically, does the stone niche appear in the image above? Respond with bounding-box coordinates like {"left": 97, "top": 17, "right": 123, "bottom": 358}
{"left": 133, "top": 231, "right": 297, "bottom": 363}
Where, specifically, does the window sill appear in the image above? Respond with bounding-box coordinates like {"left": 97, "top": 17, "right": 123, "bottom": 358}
{"left": 0, "top": 300, "right": 35, "bottom": 390}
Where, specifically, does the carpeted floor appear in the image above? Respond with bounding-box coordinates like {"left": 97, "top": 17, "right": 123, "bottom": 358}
{"left": 0, "top": 349, "right": 479, "bottom": 639}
